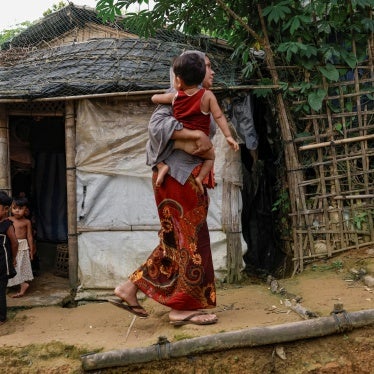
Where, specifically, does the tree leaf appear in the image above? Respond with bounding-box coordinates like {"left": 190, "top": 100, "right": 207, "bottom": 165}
{"left": 308, "top": 89, "right": 327, "bottom": 112}
{"left": 317, "top": 64, "right": 339, "bottom": 82}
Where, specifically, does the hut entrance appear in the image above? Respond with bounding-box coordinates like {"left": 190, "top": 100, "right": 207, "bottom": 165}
{"left": 9, "top": 115, "right": 68, "bottom": 278}
{"left": 225, "top": 92, "right": 287, "bottom": 279}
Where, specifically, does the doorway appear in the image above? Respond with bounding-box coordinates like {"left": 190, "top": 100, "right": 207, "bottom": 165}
{"left": 9, "top": 115, "right": 68, "bottom": 277}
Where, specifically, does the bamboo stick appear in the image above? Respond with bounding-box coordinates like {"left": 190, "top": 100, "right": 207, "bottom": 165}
{"left": 76, "top": 226, "right": 224, "bottom": 232}
{"left": 0, "top": 85, "right": 272, "bottom": 104}
{"left": 5, "top": 110, "right": 64, "bottom": 117}
{"left": 334, "top": 195, "right": 374, "bottom": 199}
{"left": 297, "top": 108, "right": 374, "bottom": 120}
{"left": 299, "top": 134, "right": 374, "bottom": 151}
{"left": 292, "top": 241, "right": 374, "bottom": 261}
{"left": 0, "top": 104, "right": 10, "bottom": 192}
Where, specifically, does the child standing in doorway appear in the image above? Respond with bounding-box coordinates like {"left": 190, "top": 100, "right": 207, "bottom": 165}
{"left": 7, "top": 196, "right": 35, "bottom": 298}
{"left": 0, "top": 191, "right": 18, "bottom": 325}
{"left": 151, "top": 52, "right": 239, "bottom": 193}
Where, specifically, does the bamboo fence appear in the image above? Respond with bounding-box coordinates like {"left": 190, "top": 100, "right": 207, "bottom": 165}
{"left": 271, "top": 37, "right": 374, "bottom": 273}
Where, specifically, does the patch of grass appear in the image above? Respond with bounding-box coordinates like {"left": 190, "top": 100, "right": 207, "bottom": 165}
{"left": 5, "top": 309, "right": 18, "bottom": 320}
{"left": 174, "top": 333, "right": 194, "bottom": 341}
{"left": 311, "top": 260, "right": 344, "bottom": 272}
{"left": 0, "top": 341, "right": 96, "bottom": 368}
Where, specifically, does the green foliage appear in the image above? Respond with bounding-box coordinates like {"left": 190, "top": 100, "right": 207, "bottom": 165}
{"left": 272, "top": 189, "right": 290, "bottom": 214}
{"left": 353, "top": 211, "right": 368, "bottom": 230}
{"left": 253, "top": 78, "right": 274, "bottom": 98}
{"left": 95, "top": 0, "right": 373, "bottom": 116}
{"left": 272, "top": 188, "right": 292, "bottom": 237}
{"left": 317, "top": 64, "right": 339, "bottom": 82}
{"left": 0, "top": 21, "right": 32, "bottom": 45}
{"left": 43, "top": 1, "right": 68, "bottom": 16}
{"left": 262, "top": 0, "right": 292, "bottom": 24}
{"left": 311, "top": 260, "right": 344, "bottom": 272}
{"left": 96, "top": 0, "right": 126, "bottom": 23}
{"left": 308, "top": 88, "right": 327, "bottom": 112}
{"left": 0, "top": 1, "right": 67, "bottom": 45}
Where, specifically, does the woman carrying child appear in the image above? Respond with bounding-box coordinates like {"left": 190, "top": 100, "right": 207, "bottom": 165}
{"left": 112, "top": 51, "right": 235, "bottom": 326}
{"left": 152, "top": 52, "right": 239, "bottom": 193}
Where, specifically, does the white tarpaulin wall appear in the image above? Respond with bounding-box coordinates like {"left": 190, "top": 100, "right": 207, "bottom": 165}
{"left": 75, "top": 98, "right": 240, "bottom": 290}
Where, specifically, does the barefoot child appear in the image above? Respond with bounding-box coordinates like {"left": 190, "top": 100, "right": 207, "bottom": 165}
{"left": 152, "top": 52, "right": 239, "bottom": 193}
{"left": 0, "top": 191, "right": 18, "bottom": 324}
{"left": 7, "top": 196, "right": 35, "bottom": 298}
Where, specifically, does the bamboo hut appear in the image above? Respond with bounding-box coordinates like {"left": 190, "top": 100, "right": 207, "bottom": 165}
{"left": 3, "top": 2, "right": 369, "bottom": 294}
{"left": 0, "top": 4, "right": 268, "bottom": 298}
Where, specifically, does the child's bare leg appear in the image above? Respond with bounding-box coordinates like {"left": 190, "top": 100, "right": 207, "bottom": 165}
{"left": 174, "top": 140, "right": 215, "bottom": 160}
{"left": 156, "top": 162, "right": 169, "bottom": 187}
{"left": 173, "top": 139, "right": 198, "bottom": 155}
{"left": 174, "top": 140, "right": 215, "bottom": 193}
{"left": 12, "top": 282, "right": 29, "bottom": 298}
{"left": 195, "top": 159, "right": 214, "bottom": 194}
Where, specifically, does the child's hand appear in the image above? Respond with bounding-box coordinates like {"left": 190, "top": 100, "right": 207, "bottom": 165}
{"left": 226, "top": 136, "right": 239, "bottom": 151}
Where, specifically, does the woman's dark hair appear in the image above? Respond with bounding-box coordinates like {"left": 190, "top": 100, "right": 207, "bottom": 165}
{"left": 0, "top": 191, "right": 12, "bottom": 207}
{"left": 12, "top": 196, "right": 29, "bottom": 208}
{"left": 173, "top": 53, "right": 206, "bottom": 86}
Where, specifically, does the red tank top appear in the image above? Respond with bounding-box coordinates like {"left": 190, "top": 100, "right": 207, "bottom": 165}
{"left": 172, "top": 88, "right": 210, "bottom": 136}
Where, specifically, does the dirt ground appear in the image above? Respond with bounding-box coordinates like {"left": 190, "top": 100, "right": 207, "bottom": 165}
{"left": 0, "top": 246, "right": 373, "bottom": 373}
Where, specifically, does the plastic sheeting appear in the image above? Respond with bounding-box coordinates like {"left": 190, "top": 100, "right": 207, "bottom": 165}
{"left": 75, "top": 98, "right": 238, "bottom": 290}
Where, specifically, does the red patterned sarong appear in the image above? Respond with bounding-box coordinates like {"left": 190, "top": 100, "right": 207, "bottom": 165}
{"left": 130, "top": 169, "right": 216, "bottom": 310}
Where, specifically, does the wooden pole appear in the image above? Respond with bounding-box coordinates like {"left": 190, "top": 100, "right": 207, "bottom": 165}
{"left": 0, "top": 104, "right": 10, "bottom": 193}
{"left": 221, "top": 141, "right": 243, "bottom": 283}
{"left": 0, "top": 85, "right": 265, "bottom": 104}
{"left": 222, "top": 179, "right": 243, "bottom": 283}
{"left": 257, "top": 5, "right": 309, "bottom": 272}
{"left": 65, "top": 100, "right": 78, "bottom": 289}
{"left": 81, "top": 308, "right": 374, "bottom": 371}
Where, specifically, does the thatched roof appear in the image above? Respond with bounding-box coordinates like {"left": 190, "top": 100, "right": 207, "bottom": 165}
{"left": 0, "top": 37, "right": 239, "bottom": 99}
{"left": 0, "top": 3, "right": 240, "bottom": 100}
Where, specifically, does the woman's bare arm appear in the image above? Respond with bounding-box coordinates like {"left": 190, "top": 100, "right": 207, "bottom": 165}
{"left": 7, "top": 225, "right": 18, "bottom": 263}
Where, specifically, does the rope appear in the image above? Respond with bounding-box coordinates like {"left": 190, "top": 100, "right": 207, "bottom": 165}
{"left": 330, "top": 303, "right": 353, "bottom": 333}
{"left": 154, "top": 336, "right": 171, "bottom": 360}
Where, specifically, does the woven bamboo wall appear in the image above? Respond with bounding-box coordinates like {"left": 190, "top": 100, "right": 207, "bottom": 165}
{"left": 285, "top": 38, "right": 374, "bottom": 272}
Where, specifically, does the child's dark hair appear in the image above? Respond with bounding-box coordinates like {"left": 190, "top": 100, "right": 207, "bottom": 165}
{"left": 173, "top": 53, "right": 206, "bottom": 86}
{"left": 12, "top": 196, "right": 29, "bottom": 208}
{"left": 0, "top": 190, "right": 12, "bottom": 207}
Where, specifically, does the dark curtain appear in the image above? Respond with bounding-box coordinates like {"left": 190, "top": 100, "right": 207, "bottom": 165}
{"left": 34, "top": 152, "right": 67, "bottom": 242}
{"left": 229, "top": 94, "right": 284, "bottom": 276}
{"left": 31, "top": 118, "right": 67, "bottom": 242}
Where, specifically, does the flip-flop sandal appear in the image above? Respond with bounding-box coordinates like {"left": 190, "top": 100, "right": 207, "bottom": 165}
{"left": 170, "top": 311, "right": 218, "bottom": 326}
{"left": 108, "top": 299, "right": 149, "bottom": 318}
